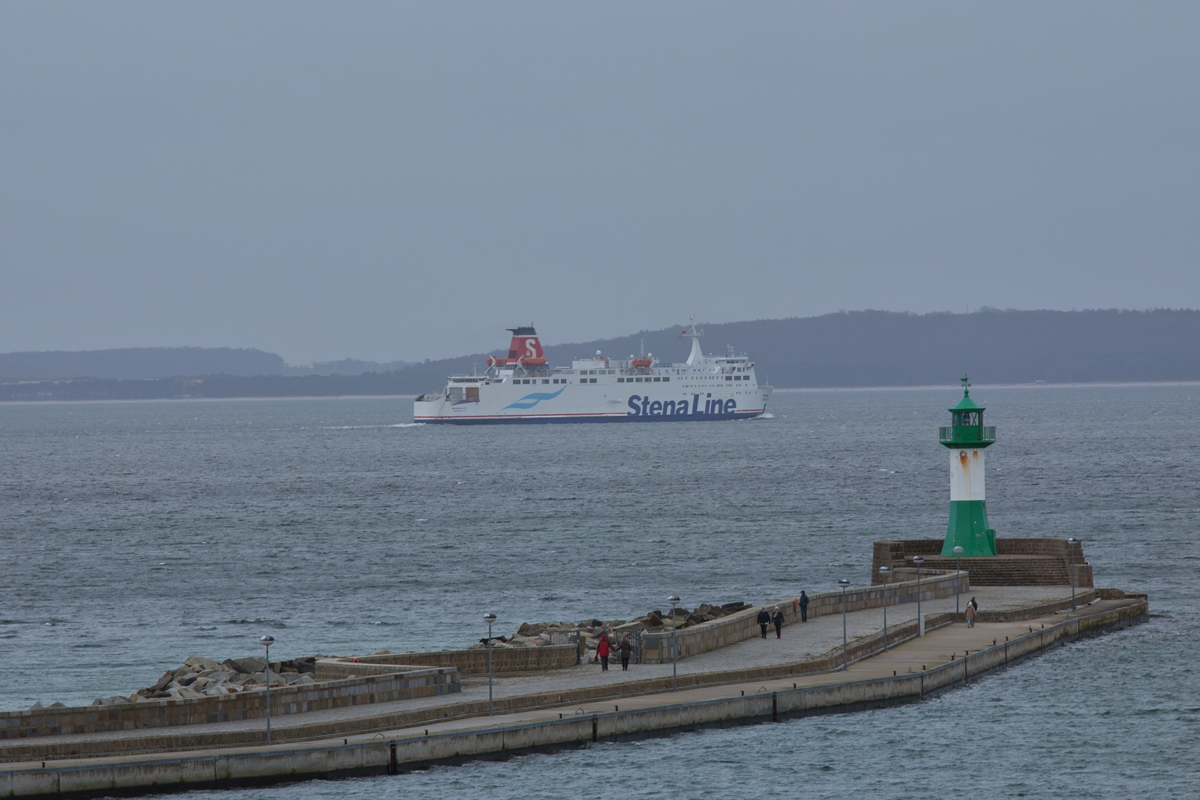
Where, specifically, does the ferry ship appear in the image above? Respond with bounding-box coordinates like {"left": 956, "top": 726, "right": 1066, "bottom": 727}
{"left": 413, "top": 323, "right": 772, "bottom": 424}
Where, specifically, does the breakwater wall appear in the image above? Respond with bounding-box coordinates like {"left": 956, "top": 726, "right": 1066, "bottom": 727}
{"left": 0, "top": 586, "right": 1095, "bottom": 764}
{"left": 322, "top": 644, "right": 579, "bottom": 677}
{"left": 0, "top": 596, "right": 1146, "bottom": 798}
{"left": 641, "top": 570, "right": 969, "bottom": 664}
{"left": 0, "top": 669, "right": 459, "bottom": 742}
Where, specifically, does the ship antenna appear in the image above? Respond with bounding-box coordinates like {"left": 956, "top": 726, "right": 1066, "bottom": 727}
{"left": 640, "top": 338, "right": 645, "bottom": 358}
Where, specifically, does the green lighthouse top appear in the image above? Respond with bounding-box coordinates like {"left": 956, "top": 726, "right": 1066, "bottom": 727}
{"left": 940, "top": 376, "right": 996, "bottom": 448}
{"left": 950, "top": 375, "right": 984, "bottom": 424}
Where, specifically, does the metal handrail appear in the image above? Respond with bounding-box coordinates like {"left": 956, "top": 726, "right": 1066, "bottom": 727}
{"left": 938, "top": 426, "right": 996, "bottom": 444}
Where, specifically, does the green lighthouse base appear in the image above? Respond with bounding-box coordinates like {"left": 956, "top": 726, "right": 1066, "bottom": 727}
{"left": 942, "top": 500, "right": 998, "bottom": 557}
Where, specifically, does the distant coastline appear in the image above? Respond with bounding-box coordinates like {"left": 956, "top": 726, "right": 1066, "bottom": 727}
{"left": 3, "top": 380, "right": 1198, "bottom": 405}
{"left": 3, "top": 309, "right": 1199, "bottom": 402}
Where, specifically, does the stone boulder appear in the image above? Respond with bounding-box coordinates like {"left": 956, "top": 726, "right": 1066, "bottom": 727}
{"left": 229, "top": 656, "right": 268, "bottom": 674}
{"left": 184, "top": 655, "right": 222, "bottom": 672}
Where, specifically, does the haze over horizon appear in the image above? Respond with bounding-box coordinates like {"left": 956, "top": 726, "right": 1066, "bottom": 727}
{"left": 3, "top": 3, "right": 1198, "bottom": 364}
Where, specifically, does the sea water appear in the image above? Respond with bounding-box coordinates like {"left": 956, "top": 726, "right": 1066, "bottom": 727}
{"left": 1, "top": 386, "right": 1197, "bottom": 799}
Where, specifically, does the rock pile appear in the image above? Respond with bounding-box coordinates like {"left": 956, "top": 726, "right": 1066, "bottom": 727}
{"left": 476, "top": 600, "right": 750, "bottom": 661}
{"left": 130, "top": 655, "right": 320, "bottom": 702}
{"left": 27, "top": 655, "right": 322, "bottom": 709}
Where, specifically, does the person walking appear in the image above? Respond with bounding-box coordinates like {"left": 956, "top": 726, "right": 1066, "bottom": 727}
{"left": 619, "top": 636, "right": 632, "bottom": 671}
{"left": 757, "top": 607, "right": 770, "bottom": 639}
{"left": 772, "top": 606, "right": 785, "bottom": 639}
{"left": 596, "top": 634, "right": 611, "bottom": 672}
{"left": 965, "top": 602, "right": 977, "bottom": 628}
{"left": 799, "top": 591, "right": 809, "bottom": 623}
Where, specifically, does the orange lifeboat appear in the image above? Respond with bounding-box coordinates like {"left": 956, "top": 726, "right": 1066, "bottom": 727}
{"left": 631, "top": 357, "right": 653, "bottom": 368}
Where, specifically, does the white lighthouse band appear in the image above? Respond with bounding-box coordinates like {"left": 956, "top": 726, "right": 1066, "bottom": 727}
{"left": 949, "top": 448, "right": 986, "bottom": 502}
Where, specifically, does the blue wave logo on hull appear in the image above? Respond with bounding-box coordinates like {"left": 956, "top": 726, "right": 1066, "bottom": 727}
{"left": 503, "top": 386, "right": 567, "bottom": 410}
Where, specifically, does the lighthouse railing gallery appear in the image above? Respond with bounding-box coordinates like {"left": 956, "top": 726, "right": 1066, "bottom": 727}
{"left": 938, "top": 425, "right": 996, "bottom": 446}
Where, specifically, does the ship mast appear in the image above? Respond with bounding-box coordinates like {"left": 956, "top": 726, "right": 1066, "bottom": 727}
{"left": 680, "top": 316, "right": 705, "bottom": 366}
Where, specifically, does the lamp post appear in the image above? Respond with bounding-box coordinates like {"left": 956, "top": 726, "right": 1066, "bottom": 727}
{"left": 953, "top": 545, "right": 964, "bottom": 621}
{"left": 1067, "top": 538, "right": 1078, "bottom": 611}
{"left": 259, "top": 635, "right": 274, "bottom": 746}
{"left": 483, "top": 613, "right": 497, "bottom": 715}
{"left": 838, "top": 579, "right": 850, "bottom": 670}
{"left": 668, "top": 595, "right": 680, "bottom": 690}
{"left": 912, "top": 556, "right": 925, "bottom": 636}
{"left": 879, "top": 567, "right": 890, "bottom": 651}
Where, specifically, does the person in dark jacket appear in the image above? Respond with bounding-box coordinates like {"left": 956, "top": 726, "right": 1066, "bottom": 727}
{"left": 970, "top": 597, "right": 979, "bottom": 612}
{"left": 772, "top": 606, "right": 785, "bottom": 639}
{"left": 619, "top": 636, "right": 632, "bottom": 671}
{"left": 757, "top": 608, "right": 770, "bottom": 639}
{"left": 596, "top": 634, "right": 611, "bottom": 671}
{"left": 799, "top": 591, "right": 809, "bottom": 622}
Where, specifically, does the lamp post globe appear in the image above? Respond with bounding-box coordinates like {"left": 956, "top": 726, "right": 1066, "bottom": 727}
{"left": 878, "top": 567, "right": 891, "bottom": 651}
{"left": 259, "top": 636, "right": 275, "bottom": 746}
{"left": 667, "top": 596, "right": 681, "bottom": 690}
{"left": 483, "top": 613, "right": 497, "bottom": 715}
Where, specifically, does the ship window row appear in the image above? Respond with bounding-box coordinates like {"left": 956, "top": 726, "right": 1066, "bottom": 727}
{"left": 617, "top": 377, "right": 669, "bottom": 383}
{"left": 726, "top": 375, "right": 750, "bottom": 381}
{"left": 580, "top": 369, "right": 616, "bottom": 375}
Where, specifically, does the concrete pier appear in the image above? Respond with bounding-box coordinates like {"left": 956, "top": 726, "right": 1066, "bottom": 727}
{"left": 0, "top": 593, "right": 1146, "bottom": 798}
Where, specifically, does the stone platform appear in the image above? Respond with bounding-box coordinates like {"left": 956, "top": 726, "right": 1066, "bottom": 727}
{"left": 872, "top": 538, "right": 1093, "bottom": 587}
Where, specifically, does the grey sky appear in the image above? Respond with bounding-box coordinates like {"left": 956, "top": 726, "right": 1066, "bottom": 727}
{"left": 2, "top": 2, "right": 1198, "bottom": 363}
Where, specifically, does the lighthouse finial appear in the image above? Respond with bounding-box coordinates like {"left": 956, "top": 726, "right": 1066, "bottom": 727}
{"left": 961, "top": 374, "right": 971, "bottom": 396}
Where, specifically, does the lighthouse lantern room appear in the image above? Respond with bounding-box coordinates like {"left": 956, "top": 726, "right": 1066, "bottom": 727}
{"left": 939, "top": 376, "right": 998, "bottom": 557}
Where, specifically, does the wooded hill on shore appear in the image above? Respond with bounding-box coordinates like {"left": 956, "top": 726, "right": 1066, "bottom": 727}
{"left": 3, "top": 309, "right": 1198, "bottom": 401}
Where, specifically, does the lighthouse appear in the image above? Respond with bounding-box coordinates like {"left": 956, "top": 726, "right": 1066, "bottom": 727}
{"left": 940, "top": 376, "right": 998, "bottom": 557}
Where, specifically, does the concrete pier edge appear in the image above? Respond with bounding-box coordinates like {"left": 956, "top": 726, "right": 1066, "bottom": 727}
{"left": 1, "top": 597, "right": 1147, "bottom": 799}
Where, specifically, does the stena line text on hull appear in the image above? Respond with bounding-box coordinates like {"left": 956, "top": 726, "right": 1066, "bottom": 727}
{"left": 413, "top": 323, "right": 772, "bottom": 425}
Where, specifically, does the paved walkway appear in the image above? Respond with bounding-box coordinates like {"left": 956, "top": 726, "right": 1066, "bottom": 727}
{"left": 1, "top": 587, "right": 1073, "bottom": 750}
{"left": 6, "top": 596, "right": 1131, "bottom": 771}
{"left": 384, "top": 603, "right": 1118, "bottom": 741}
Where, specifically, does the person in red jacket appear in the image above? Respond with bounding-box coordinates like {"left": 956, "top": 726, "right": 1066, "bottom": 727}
{"left": 596, "top": 634, "right": 612, "bottom": 671}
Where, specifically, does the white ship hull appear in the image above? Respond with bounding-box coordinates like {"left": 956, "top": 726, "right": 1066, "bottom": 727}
{"left": 414, "top": 325, "right": 772, "bottom": 425}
